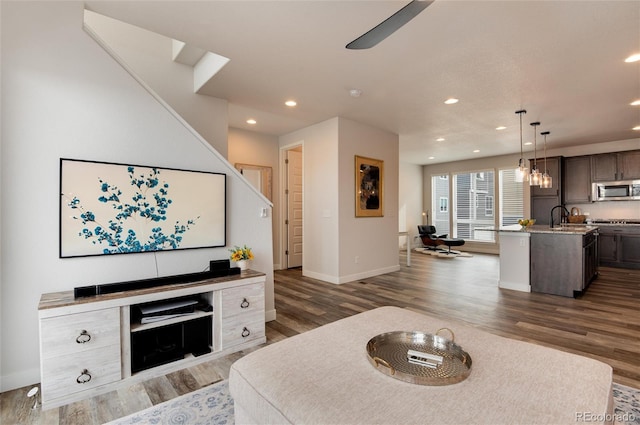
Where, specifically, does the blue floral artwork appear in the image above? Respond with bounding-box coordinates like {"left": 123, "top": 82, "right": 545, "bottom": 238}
{"left": 60, "top": 159, "right": 226, "bottom": 258}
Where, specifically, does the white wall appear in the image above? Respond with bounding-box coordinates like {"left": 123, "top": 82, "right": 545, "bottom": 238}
{"left": 279, "top": 117, "right": 400, "bottom": 284}
{"left": 0, "top": 0, "right": 3, "bottom": 393}
{"left": 280, "top": 118, "right": 340, "bottom": 280}
{"left": 337, "top": 118, "right": 400, "bottom": 282}
{"left": 228, "top": 127, "right": 280, "bottom": 264}
{"left": 83, "top": 10, "right": 229, "bottom": 157}
{"left": 399, "top": 162, "right": 423, "bottom": 249}
{"left": 0, "top": 2, "right": 273, "bottom": 391}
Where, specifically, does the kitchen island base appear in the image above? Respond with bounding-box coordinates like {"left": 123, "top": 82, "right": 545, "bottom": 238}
{"left": 530, "top": 230, "right": 598, "bottom": 297}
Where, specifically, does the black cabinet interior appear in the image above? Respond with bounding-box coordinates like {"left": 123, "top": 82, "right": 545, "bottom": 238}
{"left": 131, "top": 317, "right": 212, "bottom": 373}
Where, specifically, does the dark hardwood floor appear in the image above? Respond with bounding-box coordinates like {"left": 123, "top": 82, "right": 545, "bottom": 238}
{"left": 2, "top": 251, "right": 639, "bottom": 424}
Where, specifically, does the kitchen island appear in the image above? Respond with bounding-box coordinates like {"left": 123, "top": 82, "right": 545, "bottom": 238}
{"left": 485, "top": 224, "right": 599, "bottom": 297}
{"left": 528, "top": 224, "right": 599, "bottom": 297}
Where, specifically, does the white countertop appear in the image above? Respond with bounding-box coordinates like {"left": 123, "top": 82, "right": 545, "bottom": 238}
{"left": 477, "top": 224, "right": 599, "bottom": 235}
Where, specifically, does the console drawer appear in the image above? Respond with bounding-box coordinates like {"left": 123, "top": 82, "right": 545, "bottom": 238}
{"left": 221, "top": 282, "right": 264, "bottom": 318}
{"left": 41, "top": 344, "right": 121, "bottom": 402}
{"left": 40, "top": 308, "right": 120, "bottom": 358}
{"left": 222, "top": 310, "right": 265, "bottom": 348}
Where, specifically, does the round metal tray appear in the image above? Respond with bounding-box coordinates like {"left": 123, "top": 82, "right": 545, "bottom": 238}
{"left": 366, "top": 328, "right": 472, "bottom": 386}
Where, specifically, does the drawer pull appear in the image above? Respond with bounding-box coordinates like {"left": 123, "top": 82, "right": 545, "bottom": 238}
{"left": 76, "top": 330, "right": 91, "bottom": 344}
{"left": 240, "top": 298, "right": 250, "bottom": 309}
{"left": 76, "top": 369, "right": 92, "bottom": 384}
{"left": 241, "top": 327, "right": 251, "bottom": 338}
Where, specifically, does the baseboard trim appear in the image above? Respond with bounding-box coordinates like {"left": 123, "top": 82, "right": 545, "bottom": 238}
{"left": 265, "top": 308, "right": 277, "bottom": 322}
{"left": 303, "top": 265, "right": 401, "bottom": 285}
{"left": 499, "top": 280, "right": 531, "bottom": 292}
{"left": 337, "top": 265, "right": 401, "bottom": 284}
{"left": 302, "top": 270, "right": 339, "bottom": 284}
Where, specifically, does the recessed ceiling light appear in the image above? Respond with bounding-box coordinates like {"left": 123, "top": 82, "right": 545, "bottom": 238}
{"left": 246, "top": 119, "right": 257, "bottom": 125}
{"left": 444, "top": 98, "right": 459, "bottom": 105}
{"left": 624, "top": 53, "right": 640, "bottom": 63}
{"left": 496, "top": 126, "right": 507, "bottom": 131}
{"left": 631, "top": 100, "right": 640, "bottom": 106}
{"left": 285, "top": 100, "right": 297, "bottom": 107}
{"left": 350, "top": 89, "right": 362, "bottom": 98}
{"left": 633, "top": 125, "right": 640, "bottom": 131}
{"left": 473, "top": 149, "right": 480, "bottom": 153}
{"left": 524, "top": 142, "right": 532, "bottom": 146}
{"left": 428, "top": 156, "right": 435, "bottom": 160}
{"left": 436, "top": 137, "right": 445, "bottom": 142}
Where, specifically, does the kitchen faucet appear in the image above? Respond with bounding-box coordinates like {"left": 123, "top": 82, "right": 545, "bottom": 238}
{"left": 550, "top": 205, "right": 570, "bottom": 228}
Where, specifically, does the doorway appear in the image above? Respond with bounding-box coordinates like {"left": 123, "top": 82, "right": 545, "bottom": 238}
{"left": 283, "top": 145, "right": 303, "bottom": 268}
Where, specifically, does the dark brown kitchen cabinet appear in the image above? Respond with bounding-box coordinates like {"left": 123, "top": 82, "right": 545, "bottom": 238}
{"left": 529, "top": 156, "right": 562, "bottom": 225}
{"left": 591, "top": 153, "right": 617, "bottom": 181}
{"left": 619, "top": 151, "right": 640, "bottom": 180}
{"left": 598, "top": 232, "right": 618, "bottom": 263}
{"left": 592, "top": 150, "right": 640, "bottom": 181}
{"left": 531, "top": 197, "right": 559, "bottom": 226}
{"left": 563, "top": 156, "right": 591, "bottom": 203}
{"left": 598, "top": 226, "right": 640, "bottom": 269}
{"left": 583, "top": 232, "right": 598, "bottom": 289}
{"left": 620, "top": 234, "right": 640, "bottom": 266}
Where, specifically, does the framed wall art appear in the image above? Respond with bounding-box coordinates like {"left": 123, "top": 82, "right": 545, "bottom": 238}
{"left": 355, "top": 155, "right": 384, "bottom": 217}
{"left": 60, "top": 158, "right": 226, "bottom": 258}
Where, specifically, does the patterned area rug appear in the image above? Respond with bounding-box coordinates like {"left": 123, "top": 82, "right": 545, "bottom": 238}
{"left": 107, "top": 379, "right": 233, "bottom": 425}
{"left": 613, "top": 383, "right": 640, "bottom": 425}
{"left": 108, "top": 380, "right": 638, "bottom": 425}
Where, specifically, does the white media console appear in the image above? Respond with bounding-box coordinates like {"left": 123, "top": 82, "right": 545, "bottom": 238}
{"left": 38, "top": 270, "right": 266, "bottom": 409}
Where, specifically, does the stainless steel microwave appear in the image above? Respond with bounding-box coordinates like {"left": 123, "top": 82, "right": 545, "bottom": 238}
{"left": 592, "top": 180, "right": 640, "bottom": 201}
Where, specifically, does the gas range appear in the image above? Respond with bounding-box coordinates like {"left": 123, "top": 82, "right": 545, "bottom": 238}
{"left": 590, "top": 219, "right": 640, "bottom": 225}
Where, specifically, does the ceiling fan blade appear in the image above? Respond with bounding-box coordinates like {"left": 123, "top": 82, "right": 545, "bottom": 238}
{"left": 346, "top": 0, "right": 434, "bottom": 50}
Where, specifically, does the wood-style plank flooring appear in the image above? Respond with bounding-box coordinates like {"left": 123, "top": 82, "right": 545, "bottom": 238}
{"left": 2, "top": 251, "right": 639, "bottom": 424}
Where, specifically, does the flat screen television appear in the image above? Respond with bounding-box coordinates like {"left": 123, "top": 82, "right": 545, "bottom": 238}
{"left": 60, "top": 158, "right": 226, "bottom": 258}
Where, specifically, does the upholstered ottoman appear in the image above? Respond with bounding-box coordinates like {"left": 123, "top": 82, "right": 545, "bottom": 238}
{"left": 229, "top": 306, "right": 613, "bottom": 424}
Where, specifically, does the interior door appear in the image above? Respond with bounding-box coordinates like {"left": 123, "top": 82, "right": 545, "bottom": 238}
{"left": 286, "top": 149, "right": 303, "bottom": 268}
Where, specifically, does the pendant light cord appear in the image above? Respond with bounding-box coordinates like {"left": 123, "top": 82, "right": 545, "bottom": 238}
{"left": 520, "top": 114, "right": 524, "bottom": 161}
{"left": 530, "top": 122, "right": 540, "bottom": 170}
{"left": 516, "top": 110, "right": 527, "bottom": 166}
{"left": 542, "top": 131, "right": 550, "bottom": 173}
{"left": 543, "top": 133, "right": 547, "bottom": 172}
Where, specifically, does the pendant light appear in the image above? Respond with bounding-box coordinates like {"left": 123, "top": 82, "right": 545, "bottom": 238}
{"left": 540, "top": 131, "right": 552, "bottom": 188}
{"left": 529, "top": 122, "right": 542, "bottom": 186}
{"left": 514, "top": 110, "right": 529, "bottom": 182}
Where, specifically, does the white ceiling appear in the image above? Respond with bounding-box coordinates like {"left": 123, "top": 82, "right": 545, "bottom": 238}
{"left": 85, "top": 1, "right": 640, "bottom": 165}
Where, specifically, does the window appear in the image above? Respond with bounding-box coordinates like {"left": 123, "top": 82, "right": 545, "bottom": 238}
{"left": 431, "top": 175, "right": 450, "bottom": 235}
{"left": 499, "top": 168, "right": 524, "bottom": 226}
{"left": 485, "top": 195, "right": 494, "bottom": 216}
{"left": 452, "top": 170, "right": 495, "bottom": 242}
{"left": 439, "top": 197, "right": 448, "bottom": 212}
{"left": 431, "top": 168, "right": 525, "bottom": 243}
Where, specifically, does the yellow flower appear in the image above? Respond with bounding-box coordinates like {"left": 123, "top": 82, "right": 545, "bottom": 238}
{"left": 229, "top": 245, "right": 253, "bottom": 261}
